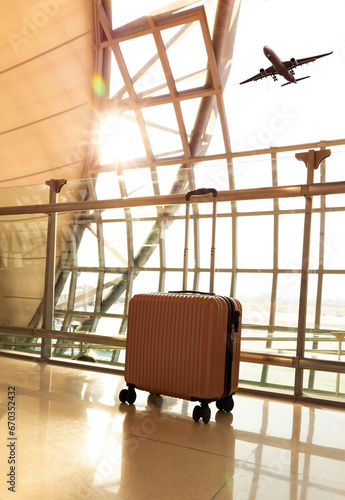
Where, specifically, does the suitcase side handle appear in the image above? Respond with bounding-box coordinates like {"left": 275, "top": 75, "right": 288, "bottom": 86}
{"left": 185, "top": 188, "right": 218, "bottom": 201}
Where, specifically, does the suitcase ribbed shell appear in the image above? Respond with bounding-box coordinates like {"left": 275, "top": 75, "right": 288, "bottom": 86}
{"left": 125, "top": 293, "right": 230, "bottom": 401}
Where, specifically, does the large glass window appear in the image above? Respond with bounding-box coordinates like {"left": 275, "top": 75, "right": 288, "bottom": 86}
{"left": 1, "top": 1, "right": 345, "bottom": 404}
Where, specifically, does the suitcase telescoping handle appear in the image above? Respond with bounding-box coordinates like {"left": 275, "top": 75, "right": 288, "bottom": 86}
{"left": 183, "top": 188, "right": 218, "bottom": 293}
{"left": 185, "top": 188, "right": 218, "bottom": 201}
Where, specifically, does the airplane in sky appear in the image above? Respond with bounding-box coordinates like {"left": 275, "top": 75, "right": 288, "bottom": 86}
{"left": 240, "top": 46, "right": 333, "bottom": 87}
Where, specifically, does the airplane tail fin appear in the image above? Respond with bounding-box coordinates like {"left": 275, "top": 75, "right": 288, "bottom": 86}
{"left": 281, "top": 76, "right": 311, "bottom": 87}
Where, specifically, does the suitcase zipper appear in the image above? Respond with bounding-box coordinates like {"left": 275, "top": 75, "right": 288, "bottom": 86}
{"left": 221, "top": 296, "right": 240, "bottom": 400}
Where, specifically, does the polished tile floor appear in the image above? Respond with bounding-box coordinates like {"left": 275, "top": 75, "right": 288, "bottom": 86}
{"left": 0, "top": 356, "right": 345, "bottom": 499}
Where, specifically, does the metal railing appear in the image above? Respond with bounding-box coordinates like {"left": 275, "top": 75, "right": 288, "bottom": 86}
{"left": 1, "top": 144, "right": 345, "bottom": 404}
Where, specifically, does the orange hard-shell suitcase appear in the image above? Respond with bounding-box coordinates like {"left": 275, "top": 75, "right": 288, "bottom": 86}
{"left": 119, "top": 189, "right": 242, "bottom": 423}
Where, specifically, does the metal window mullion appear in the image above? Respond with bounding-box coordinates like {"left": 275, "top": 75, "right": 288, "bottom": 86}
{"left": 97, "top": 3, "right": 113, "bottom": 42}
{"left": 192, "top": 209, "right": 201, "bottom": 291}
{"left": 225, "top": 156, "right": 238, "bottom": 297}
{"left": 53, "top": 224, "right": 78, "bottom": 356}
{"left": 199, "top": 8, "right": 221, "bottom": 91}
{"left": 134, "top": 107, "right": 156, "bottom": 165}
{"left": 185, "top": 166, "right": 200, "bottom": 291}
{"left": 111, "top": 43, "right": 156, "bottom": 167}
{"left": 112, "top": 23, "right": 191, "bottom": 103}
{"left": 315, "top": 157, "right": 327, "bottom": 329}
{"left": 216, "top": 93, "right": 232, "bottom": 155}
{"left": 150, "top": 165, "right": 167, "bottom": 294}
{"left": 270, "top": 153, "right": 279, "bottom": 332}
{"left": 63, "top": 238, "right": 78, "bottom": 328}
{"left": 200, "top": 3, "right": 234, "bottom": 161}
{"left": 261, "top": 153, "right": 279, "bottom": 384}
{"left": 308, "top": 158, "right": 327, "bottom": 389}
{"left": 89, "top": 222, "right": 105, "bottom": 331}
{"left": 41, "top": 179, "right": 66, "bottom": 359}
{"left": 151, "top": 168, "right": 167, "bottom": 293}
{"left": 87, "top": 179, "right": 106, "bottom": 334}
{"left": 158, "top": 210, "right": 166, "bottom": 292}
{"left": 151, "top": 25, "right": 192, "bottom": 161}
{"left": 149, "top": 8, "right": 211, "bottom": 294}
{"left": 230, "top": 204, "right": 238, "bottom": 298}
{"left": 118, "top": 170, "right": 134, "bottom": 334}
{"left": 296, "top": 192, "right": 313, "bottom": 394}
{"left": 295, "top": 149, "right": 331, "bottom": 396}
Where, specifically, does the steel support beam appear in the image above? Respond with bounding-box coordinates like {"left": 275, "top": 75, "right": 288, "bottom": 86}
{"left": 41, "top": 179, "right": 67, "bottom": 359}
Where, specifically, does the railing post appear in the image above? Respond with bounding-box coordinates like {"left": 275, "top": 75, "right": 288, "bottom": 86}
{"left": 294, "top": 149, "right": 331, "bottom": 395}
{"left": 41, "top": 179, "right": 67, "bottom": 360}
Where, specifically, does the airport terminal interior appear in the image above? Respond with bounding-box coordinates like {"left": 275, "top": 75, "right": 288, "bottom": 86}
{"left": 0, "top": 0, "right": 345, "bottom": 498}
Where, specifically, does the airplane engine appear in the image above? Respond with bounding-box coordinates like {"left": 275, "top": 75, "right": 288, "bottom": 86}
{"left": 290, "top": 57, "right": 298, "bottom": 66}
{"left": 260, "top": 68, "right": 267, "bottom": 76}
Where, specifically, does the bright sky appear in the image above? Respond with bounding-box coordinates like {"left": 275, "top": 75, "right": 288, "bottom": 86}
{"left": 108, "top": 0, "right": 345, "bottom": 158}
{"left": 98, "top": 0, "right": 345, "bottom": 310}
{"left": 226, "top": 0, "right": 345, "bottom": 152}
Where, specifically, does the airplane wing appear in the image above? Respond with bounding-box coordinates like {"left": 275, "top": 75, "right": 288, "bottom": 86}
{"left": 240, "top": 65, "right": 276, "bottom": 84}
{"left": 283, "top": 51, "right": 333, "bottom": 70}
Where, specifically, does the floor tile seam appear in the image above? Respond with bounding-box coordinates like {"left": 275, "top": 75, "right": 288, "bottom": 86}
{"left": 249, "top": 431, "right": 284, "bottom": 453}
{"left": 217, "top": 444, "right": 271, "bottom": 481}
{"left": 124, "top": 431, "right": 239, "bottom": 460}
{"left": 236, "top": 442, "right": 294, "bottom": 477}
{"left": 209, "top": 444, "right": 290, "bottom": 499}
{"left": 210, "top": 480, "right": 231, "bottom": 500}
{"left": 209, "top": 459, "right": 249, "bottom": 500}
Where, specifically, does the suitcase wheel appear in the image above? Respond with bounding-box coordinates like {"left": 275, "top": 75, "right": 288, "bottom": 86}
{"left": 192, "top": 404, "right": 211, "bottom": 424}
{"left": 216, "top": 395, "right": 234, "bottom": 413}
{"left": 119, "top": 387, "right": 137, "bottom": 405}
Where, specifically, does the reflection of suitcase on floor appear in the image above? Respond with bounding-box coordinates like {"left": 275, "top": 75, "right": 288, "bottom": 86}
{"left": 119, "top": 188, "right": 242, "bottom": 423}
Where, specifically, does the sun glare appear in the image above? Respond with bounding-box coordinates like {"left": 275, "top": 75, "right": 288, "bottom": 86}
{"left": 100, "top": 113, "right": 146, "bottom": 164}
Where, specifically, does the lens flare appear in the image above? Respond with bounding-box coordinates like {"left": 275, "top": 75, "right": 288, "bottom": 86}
{"left": 92, "top": 74, "right": 107, "bottom": 97}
